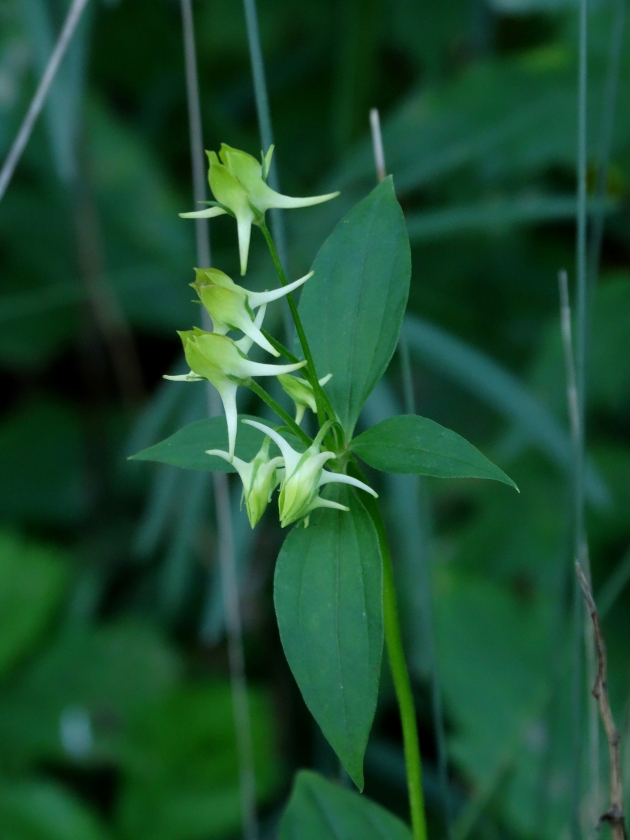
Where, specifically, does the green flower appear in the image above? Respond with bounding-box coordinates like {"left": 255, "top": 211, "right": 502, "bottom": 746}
{"left": 206, "top": 438, "right": 282, "bottom": 528}
{"left": 243, "top": 419, "right": 378, "bottom": 528}
{"left": 180, "top": 144, "right": 339, "bottom": 274}
{"left": 277, "top": 372, "right": 332, "bottom": 424}
{"left": 191, "top": 267, "right": 312, "bottom": 356}
{"left": 165, "top": 327, "right": 305, "bottom": 459}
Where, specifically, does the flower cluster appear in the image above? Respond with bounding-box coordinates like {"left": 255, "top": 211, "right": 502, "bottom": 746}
{"left": 171, "top": 145, "right": 376, "bottom": 528}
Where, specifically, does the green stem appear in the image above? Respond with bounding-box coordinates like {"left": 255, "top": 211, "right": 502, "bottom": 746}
{"left": 261, "top": 329, "right": 299, "bottom": 363}
{"left": 360, "top": 487, "right": 428, "bottom": 840}
{"left": 246, "top": 378, "right": 312, "bottom": 448}
{"left": 258, "top": 221, "right": 328, "bottom": 427}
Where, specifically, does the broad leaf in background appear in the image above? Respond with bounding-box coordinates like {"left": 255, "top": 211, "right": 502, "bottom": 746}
{"left": 351, "top": 415, "right": 518, "bottom": 489}
{"left": 118, "top": 682, "right": 281, "bottom": 840}
{"left": 299, "top": 177, "right": 410, "bottom": 438}
{"left": 0, "top": 778, "right": 109, "bottom": 840}
{"left": 0, "top": 399, "right": 88, "bottom": 524}
{"left": 274, "top": 489, "right": 383, "bottom": 790}
{"left": 0, "top": 531, "right": 67, "bottom": 678}
{"left": 130, "top": 414, "right": 273, "bottom": 472}
{"left": 0, "top": 623, "right": 180, "bottom": 768}
{"left": 279, "top": 770, "right": 413, "bottom": 840}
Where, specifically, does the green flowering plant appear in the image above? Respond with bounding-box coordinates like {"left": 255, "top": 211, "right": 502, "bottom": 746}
{"left": 132, "top": 145, "right": 518, "bottom": 840}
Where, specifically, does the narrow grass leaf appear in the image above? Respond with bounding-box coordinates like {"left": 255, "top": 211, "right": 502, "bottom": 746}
{"left": 403, "top": 315, "right": 609, "bottom": 505}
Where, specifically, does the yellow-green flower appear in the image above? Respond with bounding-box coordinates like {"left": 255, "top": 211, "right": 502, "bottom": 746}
{"left": 191, "top": 267, "right": 312, "bottom": 356}
{"left": 206, "top": 438, "right": 282, "bottom": 528}
{"left": 243, "top": 419, "right": 378, "bottom": 528}
{"left": 180, "top": 144, "right": 339, "bottom": 274}
{"left": 165, "top": 328, "right": 306, "bottom": 459}
{"left": 277, "top": 372, "right": 332, "bottom": 424}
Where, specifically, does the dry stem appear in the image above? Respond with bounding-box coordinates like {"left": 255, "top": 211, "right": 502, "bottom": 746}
{"left": 576, "top": 562, "right": 627, "bottom": 840}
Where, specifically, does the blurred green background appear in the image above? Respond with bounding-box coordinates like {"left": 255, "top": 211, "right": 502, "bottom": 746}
{"left": 1, "top": 0, "right": 630, "bottom": 837}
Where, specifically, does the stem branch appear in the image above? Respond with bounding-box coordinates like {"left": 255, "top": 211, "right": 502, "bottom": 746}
{"left": 246, "top": 379, "right": 312, "bottom": 447}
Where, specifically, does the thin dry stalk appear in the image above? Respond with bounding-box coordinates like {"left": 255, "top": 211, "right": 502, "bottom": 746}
{"left": 0, "top": 0, "right": 90, "bottom": 202}
{"left": 576, "top": 563, "right": 627, "bottom": 840}
{"left": 369, "top": 108, "right": 386, "bottom": 183}
{"left": 179, "top": 2, "right": 259, "bottom": 838}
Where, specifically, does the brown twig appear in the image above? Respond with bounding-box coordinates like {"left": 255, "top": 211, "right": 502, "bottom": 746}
{"left": 576, "top": 562, "right": 627, "bottom": 840}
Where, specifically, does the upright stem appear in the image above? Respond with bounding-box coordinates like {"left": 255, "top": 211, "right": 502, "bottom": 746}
{"left": 259, "top": 221, "right": 336, "bottom": 433}
{"left": 246, "top": 379, "right": 312, "bottom": 447}
{"left": 363, "top": 492, "right": 428, "bottom": 840}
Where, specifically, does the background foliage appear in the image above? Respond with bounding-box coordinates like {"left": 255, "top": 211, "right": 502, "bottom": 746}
{"left": 1, "top": 0, "right": 630, "bottom": 837}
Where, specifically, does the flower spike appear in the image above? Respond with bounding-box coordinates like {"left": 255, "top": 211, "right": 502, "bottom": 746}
{"left": 180, "top": 144, "right": 339, "bottom": 274}
{"left": 168, "top": 331, "right": 306, "bottom": 459}
{"left": 191, "top": 268, "right": 312, "bottom": 357}
{"left": 243, "top": 419, "right": 377, "bottom": 527}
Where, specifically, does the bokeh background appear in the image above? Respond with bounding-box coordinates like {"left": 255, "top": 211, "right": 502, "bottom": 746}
{"left": 1, "top": 0, "right": 630, "bottom": 837}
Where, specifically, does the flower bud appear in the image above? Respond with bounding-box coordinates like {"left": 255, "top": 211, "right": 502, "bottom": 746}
{"left": 243, "top": 419, "right": 378, "bottom": 528}
{"left": 278, "top": 373, "right": 332, "bottom": 424}
{"left": 180, "top": 144, "right": 339, "bottom": 275}
{"left": 206, "top": 438, "right": 282, "bottom": 528}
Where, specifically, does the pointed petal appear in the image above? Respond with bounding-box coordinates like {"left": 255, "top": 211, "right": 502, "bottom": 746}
{"left": 242, "top": 419, "right": 297, "bottom": 468}
{"left": 236, "top": 212, "right": 253, "bottom": 275}
{"left": 238, "top": 318, "right": 279, "bottom": 357}
{"left": 318, "top": 471, "right": 378, "bottom": 497}
{"left": 261, "top": 145, "right": 274, "bottom": 180}
{"left": 259, "top": 189, "right": 339, "bottom": 212}
{"left": 308, "top": 497, "right": 350, "bottom": 514}
{"left": 207, "top": 449, "right": 253, "bottom": 488}
{"left": 235, "top": 303, "right": 266, "bottom": 354}
{"left": 247, "top": 272, "right": 314, "bottom": 309}
{"left": 216, "top": 383, "right": 239, "bottom": 460}
{"left": 179, "top": 207, "right": 227, "bottom": 219}
{"left": 318, "top": 373, "right": 333, "bottom": 386}
{"left": 163, "top": 372, "right": 203, "bottom": 381}
{"left": 243, "top": 359, "right": 307, "bottom": 378}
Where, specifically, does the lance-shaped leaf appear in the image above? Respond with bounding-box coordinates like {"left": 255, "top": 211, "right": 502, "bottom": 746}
{"left": 274, "top": 489, "right": 383, "bottom": 789}
{"left": 278, "top": 770, "right": 413, "bottom": 840}
{"left": 299, "top": 177, "right": 410, "bottom": 438}
{"left": 350, "top": 414, "right": 518, "bottom": 489}
{"left": 129, "top": 415, "right": 271, "bottom": 472}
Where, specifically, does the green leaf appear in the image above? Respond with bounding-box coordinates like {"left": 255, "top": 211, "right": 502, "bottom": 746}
{"left": 0, "top": 778, "right": 109, "bottom": 840}
{"left": 351, "top": 414, "right": 518, "bottom": 489}
{"left": 0, "top": 623, "right": 179, "bottom": 767}
{"left": 278, "top": 770, "right": 413, "bottom": 840}
{"left": 299, "top": 177, "right": 411, "bottom": 438}
{"left": 274, "top": 489, "right": 383, "bottom": 790}
{"left": 0, "top": 531, "right": 68, "bottom": 678}
{"left": 129, "top": 414, "right": 271, "bottom": 472}
{"left": 118, "top": 682, "right": 281, "bottom": 840}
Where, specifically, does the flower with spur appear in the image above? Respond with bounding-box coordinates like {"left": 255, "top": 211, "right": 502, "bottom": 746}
{"left": 180, "top": 144, "right": 338, "bottom": 274}
{"left": 242, "top": 419, "right": 377, "bottom": 528}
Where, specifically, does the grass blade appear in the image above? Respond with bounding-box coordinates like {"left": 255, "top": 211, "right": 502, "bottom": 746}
{"left": 0, "top": 0, "right": 91, "bottom": 202}
{"left": 403, "top": 315, "right": 608, "bottom": 506}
